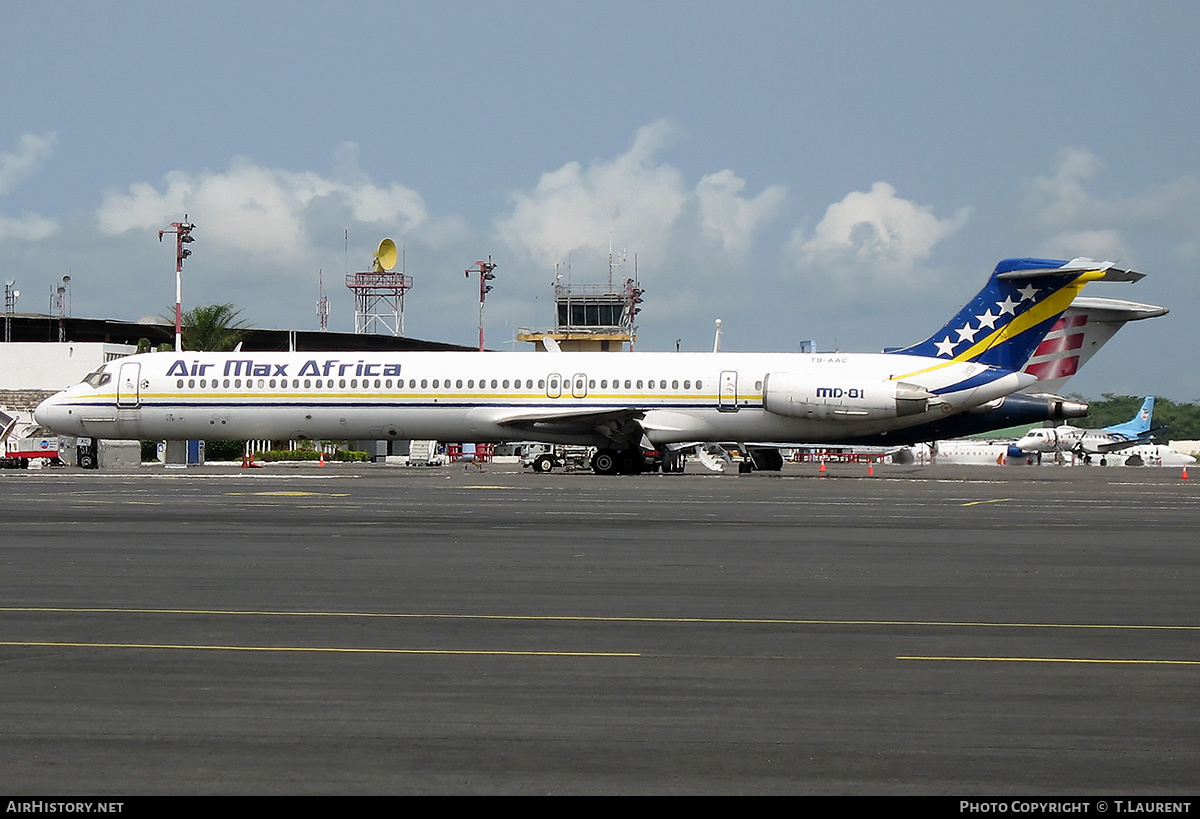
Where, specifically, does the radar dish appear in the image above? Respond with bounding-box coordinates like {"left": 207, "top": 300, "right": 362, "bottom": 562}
{"left": 374, "top": 238, "right": 398, "bottom": 272}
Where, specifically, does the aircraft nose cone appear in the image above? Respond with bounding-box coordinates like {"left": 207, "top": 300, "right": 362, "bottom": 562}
{"left": 34, "top": 394, "right": 65, "bottom": 431}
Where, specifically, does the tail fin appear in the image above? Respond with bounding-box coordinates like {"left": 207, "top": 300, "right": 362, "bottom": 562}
{"left": 1105, "top": 396, "right": 1155, "bottom": 437}
{"left": 887, "top": 258, "right": 1144, "bottom": 371}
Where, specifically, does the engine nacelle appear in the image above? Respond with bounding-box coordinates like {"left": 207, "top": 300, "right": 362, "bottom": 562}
{"left": 762, "top": 372, "right": 932, "bottom": 420}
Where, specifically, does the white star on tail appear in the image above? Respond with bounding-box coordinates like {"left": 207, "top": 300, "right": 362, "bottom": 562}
{"left": 997, "top": 296, "right": 1019, "bottom": 315}
{"left": 975, "top": 309, "right": 999, "bottom": 329}
{"left": 955, "top": 323, "right": 979, "bottom": 343}
{"left": 1017, "top": 283, "right": 1039, "bottom": 301}
{"left": 934, "top": 336, "right": 958, "bottom": 357}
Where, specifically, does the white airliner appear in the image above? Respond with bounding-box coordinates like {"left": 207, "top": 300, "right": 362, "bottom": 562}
{"left": 35, "top": 257, "right": 1146, "bottom": 474}
{"left": 1015, "top": 396, "right": 1160, "bottom": 462}
{"left": 1112, "top": 443, "right": 1195, "bottom": 468}
{"left": 900, "top": 440, "right": 1026, "bottom": 466}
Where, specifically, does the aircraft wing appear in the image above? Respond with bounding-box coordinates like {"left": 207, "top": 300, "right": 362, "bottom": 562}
{"left": 490, "top": 406, "right": 649, "bottom": 449}
{"left": 1093, "top": 429, "right": 1163, "bottom": 454}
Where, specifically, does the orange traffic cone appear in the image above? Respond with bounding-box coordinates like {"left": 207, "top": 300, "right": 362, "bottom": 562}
{"left": 1182, "top": 466, "right": 1189, "bottom": 481}
{"left": 867, "top": 462, "right": 874, "bottom": 476}
{"left": 318, "top": 452, "right": 326, "bottom": 467}
{"left": 819, "top": 460, "right": 826, "bottom": 476}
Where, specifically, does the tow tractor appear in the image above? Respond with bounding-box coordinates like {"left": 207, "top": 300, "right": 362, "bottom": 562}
{"left": 521, "top": 444, "right": 593, "bottom": 473}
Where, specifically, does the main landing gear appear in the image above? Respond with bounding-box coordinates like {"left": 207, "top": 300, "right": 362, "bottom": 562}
{"left": 590, "top": 446, "right": 667, "bottom": 473}
{"left": 591, "top": 448, "right": 644, "bottom": 475}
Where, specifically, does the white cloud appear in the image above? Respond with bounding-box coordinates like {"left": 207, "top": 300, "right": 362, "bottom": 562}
{"left": 1037, "top": 230, "right": 1129, "bottom": 265}
{"left": 786, "top": 181, "right": 969, "bottom": 295}
{"left": 696, "top": 170, "right": 787, "bottom": 256}
{"left": 1025, "top": 147, "right": 1200, "bottom": 258}
{"left": 496, "top": 119, "right": 784, "bottom": 270}
{"left": 0, "top": 132, "right": 57, "bottom": 197}
{"left": 0, "top": 212, "right": 58, "bottom": 242}
{"left": 95, "top": 147, "right": 427, "bottom": 264}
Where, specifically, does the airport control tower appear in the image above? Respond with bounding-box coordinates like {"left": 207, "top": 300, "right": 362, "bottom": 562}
{"left": 517, "top": 257, "right": 644, "bottom": 352}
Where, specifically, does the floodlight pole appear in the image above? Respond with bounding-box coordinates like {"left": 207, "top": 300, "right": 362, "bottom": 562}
{"left": 464, "top": 256, "right": 497, "bottom": 352}
{"left": 158, "top": 215, "right": 196, "bottom": 352}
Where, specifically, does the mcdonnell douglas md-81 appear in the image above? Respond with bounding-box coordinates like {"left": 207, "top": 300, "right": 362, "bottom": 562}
{"left": 35, "top": 257, "right": 1148, "bottom": 474}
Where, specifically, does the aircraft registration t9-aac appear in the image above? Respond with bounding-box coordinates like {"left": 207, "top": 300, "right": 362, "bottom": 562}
{"left": 35, "top": 257, "right": 1147, "bottom": 474}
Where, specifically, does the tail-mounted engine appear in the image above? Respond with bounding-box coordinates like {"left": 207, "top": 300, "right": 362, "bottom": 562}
{"left": 762, "top": 373, "right": 933, "bottom": 420}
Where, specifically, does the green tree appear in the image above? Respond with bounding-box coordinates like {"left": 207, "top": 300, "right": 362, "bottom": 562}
{"left": 1075, "top": 394, "right": 1200, "bottom": 440}
{"left": 178, "top": 303, "right": 247, "bottom": 351}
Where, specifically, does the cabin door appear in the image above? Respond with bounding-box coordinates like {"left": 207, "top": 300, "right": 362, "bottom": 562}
{"left": 117, "top": 362, "right": 142, "bottom": 408}
{"left": 718, "top": 370, "right": 738, "bottom": 412}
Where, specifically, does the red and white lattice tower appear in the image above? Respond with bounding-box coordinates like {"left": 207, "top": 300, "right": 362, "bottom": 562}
{"left": 345, "top": 238, "right": 412, "bottom": 335}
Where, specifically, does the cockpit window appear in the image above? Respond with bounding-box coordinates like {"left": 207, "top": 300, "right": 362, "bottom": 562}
{"left": 82, "top": 368, "right": 112, "bottom": 388}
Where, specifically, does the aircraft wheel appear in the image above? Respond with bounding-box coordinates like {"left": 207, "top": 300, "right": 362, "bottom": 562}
{"left": 592, "top": 449, "right": 619, "bottom": 476}
{"left": 617, "top": 450, "right": 644, "bottom": 474}
{"left": 533, "top": 454, "right": 555, "bottom": 473}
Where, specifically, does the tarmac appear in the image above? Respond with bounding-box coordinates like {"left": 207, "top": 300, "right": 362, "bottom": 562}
{"left": 1, "top": 460, "right": 1197, "bottom": 794}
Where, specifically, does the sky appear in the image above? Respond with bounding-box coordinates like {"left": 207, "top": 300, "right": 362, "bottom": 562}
{"left": 2, "top": 1, "right": 1197, "bottom": 399}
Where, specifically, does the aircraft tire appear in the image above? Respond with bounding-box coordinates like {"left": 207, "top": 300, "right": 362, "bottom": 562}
{"left": 592, "top": 449, "right": 619, "bottom": 476}
{"left": 617, "top": 450, "right": 643, "bottom": 475}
